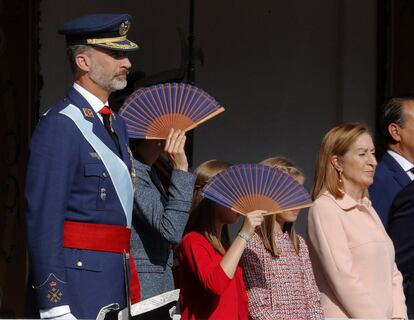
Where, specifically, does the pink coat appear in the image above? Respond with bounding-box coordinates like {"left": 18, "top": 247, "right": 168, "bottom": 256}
{"left": 307, "top": 191, "right": 407, "bottom": 319}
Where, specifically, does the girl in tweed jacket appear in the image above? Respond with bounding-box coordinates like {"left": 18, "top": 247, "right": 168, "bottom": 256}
{"left": 241, "top": 156, "right": 324, "bottom": 320}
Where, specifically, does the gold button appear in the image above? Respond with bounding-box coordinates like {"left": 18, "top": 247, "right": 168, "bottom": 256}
{"left": 76, "top": 260, "right": 83, "bottom": 267}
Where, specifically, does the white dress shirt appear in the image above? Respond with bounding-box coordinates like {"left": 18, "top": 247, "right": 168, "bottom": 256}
{"left": 388, "top": 150, "right": 414, "bottom": 180}
{"left": 73, "top": 82, "right": 109, "bottom": 123}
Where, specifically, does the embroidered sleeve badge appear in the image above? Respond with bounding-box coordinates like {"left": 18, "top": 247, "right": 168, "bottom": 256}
{"left": 47, "top": 280, "right": 63, "bottom": 303}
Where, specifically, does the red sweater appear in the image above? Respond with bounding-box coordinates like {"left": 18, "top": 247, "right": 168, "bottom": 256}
{"left": 178, "top": 231, "right": 248, "bottom": 320}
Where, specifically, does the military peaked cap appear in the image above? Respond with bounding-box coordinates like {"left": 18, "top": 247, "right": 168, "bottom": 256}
{"left": 58, "top": 13, "right": 139, "bottom": 51}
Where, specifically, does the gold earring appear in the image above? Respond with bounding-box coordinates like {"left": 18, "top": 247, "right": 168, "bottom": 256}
{"left": 338, "top": 170, "right": 343, "bottom": 184}
{"left": 338, "top": 170, "right": 346, "bottom": 194}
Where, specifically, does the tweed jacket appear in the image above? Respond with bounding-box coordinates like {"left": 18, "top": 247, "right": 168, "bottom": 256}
{"left": 307, "top": 191, "right": 407, "bottom": 319}
{"left": 130, "top": 159, "right": 195, "bottom": 299}
{"left": 241, "top": 232, "right": 324, "bottom": 320}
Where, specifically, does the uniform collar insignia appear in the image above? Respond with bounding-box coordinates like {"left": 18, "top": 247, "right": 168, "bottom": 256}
{"left": 82, "top": 108, "right": 94, "bottom": 118}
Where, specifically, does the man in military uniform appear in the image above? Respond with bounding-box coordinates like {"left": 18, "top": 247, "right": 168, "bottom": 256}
{"left": 25, "top": 14, "right": 140, "bottom": 319}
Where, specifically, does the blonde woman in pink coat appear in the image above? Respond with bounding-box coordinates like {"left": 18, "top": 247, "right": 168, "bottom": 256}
{"left": 307, "top": 122, "right": 407, "bottom": 319}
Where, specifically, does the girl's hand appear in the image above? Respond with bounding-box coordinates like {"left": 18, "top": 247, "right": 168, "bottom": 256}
{"left": 220, "top": 209, "right": 265, "bottom": 278}
{"left": 240, "top": 210, "right": 265, "bottom": 236}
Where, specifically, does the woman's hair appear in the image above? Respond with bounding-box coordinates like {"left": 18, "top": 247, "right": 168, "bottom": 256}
{"left": 312, "top": 122, "right": 371, "bottom": 200}
{"left": 184, "top": 160, "right": 232, "bottom": 254}
{"left": 259, "top": 156, "right": 304, "bottom": 256}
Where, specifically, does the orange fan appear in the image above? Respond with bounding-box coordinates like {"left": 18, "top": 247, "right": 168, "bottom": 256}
{"left": 119, "top": 83, "right": 225, "bottom": 139}
{"left": 201, "top": 164, "right": 313, "bottom": 215}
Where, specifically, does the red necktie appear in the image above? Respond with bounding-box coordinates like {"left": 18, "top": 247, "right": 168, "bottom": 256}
{"left": 99, "top": 106, "right": 113, "bottom": 116}
{"left": 99, "top": 106, "right": 120, "bottom": 154}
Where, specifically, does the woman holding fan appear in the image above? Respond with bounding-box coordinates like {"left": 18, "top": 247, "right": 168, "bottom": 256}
{"left": 307, "top": 123, "right": 407, "bottom": 319}
{"left": 119, "top": 83, "right": 224, "bottom": 301}
{"left": 241, "top": 156, "right": 323, "bottom": 319}
{"left": 178, "top": 160, "right": 265, "bottom": 320}
{"left": 128, "top": 128, "right": 195, "bottom": 300}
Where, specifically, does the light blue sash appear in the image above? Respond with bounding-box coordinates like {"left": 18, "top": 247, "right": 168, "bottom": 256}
{"left": 60, "top": 104, "right": 133, "bottom": 227}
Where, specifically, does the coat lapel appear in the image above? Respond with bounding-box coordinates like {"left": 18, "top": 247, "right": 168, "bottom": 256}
{"left": 111, "top": 115, "right": 129, "bottom": 163}
{"left": 383, "top": 152, "right": 411, "bottom": 187}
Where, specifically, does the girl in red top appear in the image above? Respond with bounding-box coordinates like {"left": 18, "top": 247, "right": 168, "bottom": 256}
{"left": 178, "top": 160, "right": 265, "bottom": 320}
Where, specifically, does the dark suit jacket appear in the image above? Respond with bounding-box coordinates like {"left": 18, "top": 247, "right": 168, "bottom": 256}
{"left": 388, "top": 180, "right": 414, "bottom": 318}
{"left": 25, "top": 87, "right": 132, "bottom": 318}
{"left": 369, "top": 152, "right": 411, "bottom": 226}
{"left": 388, "top": 180, "right": 414, "bottom": 276}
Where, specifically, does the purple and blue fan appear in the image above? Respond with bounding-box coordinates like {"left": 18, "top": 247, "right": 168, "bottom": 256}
{"left": 201, "top": 164, "right": 313, "bottom": 215}
{"left": 119, "top": 83, "right": 225, "bottom": 139}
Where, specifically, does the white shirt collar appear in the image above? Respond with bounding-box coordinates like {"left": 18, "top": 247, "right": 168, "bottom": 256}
{"left": 387, "top": 150, "right": 414, "bottom": 180}
{"left": 72, "top": 83, "right": 108, "bottom": 115}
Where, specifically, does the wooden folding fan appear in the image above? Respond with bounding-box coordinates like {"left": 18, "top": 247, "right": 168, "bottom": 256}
{"left": 119, "top": 83, "right": 225, "bottom": 139}
{"left": 201, "top": 164, "right": 313, "bottom": 215}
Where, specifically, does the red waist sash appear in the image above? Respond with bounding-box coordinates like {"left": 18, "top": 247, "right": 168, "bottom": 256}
{"left": 63, "top": 221, "right": 140, "bottom": 303}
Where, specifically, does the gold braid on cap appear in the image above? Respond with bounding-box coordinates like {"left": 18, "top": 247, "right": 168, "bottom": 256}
{"left": 86, "top": 36, "right": 127, "bottom": 45}
{"left": 98, "top": 42, "right": 138, "bottom": 50}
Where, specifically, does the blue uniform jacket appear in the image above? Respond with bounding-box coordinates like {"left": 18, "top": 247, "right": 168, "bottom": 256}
{"left": 25, "top": 87, "right": 132, "bottom": 318}
{"left": 369, "top": 152, "right": 411, "bottom": 227}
